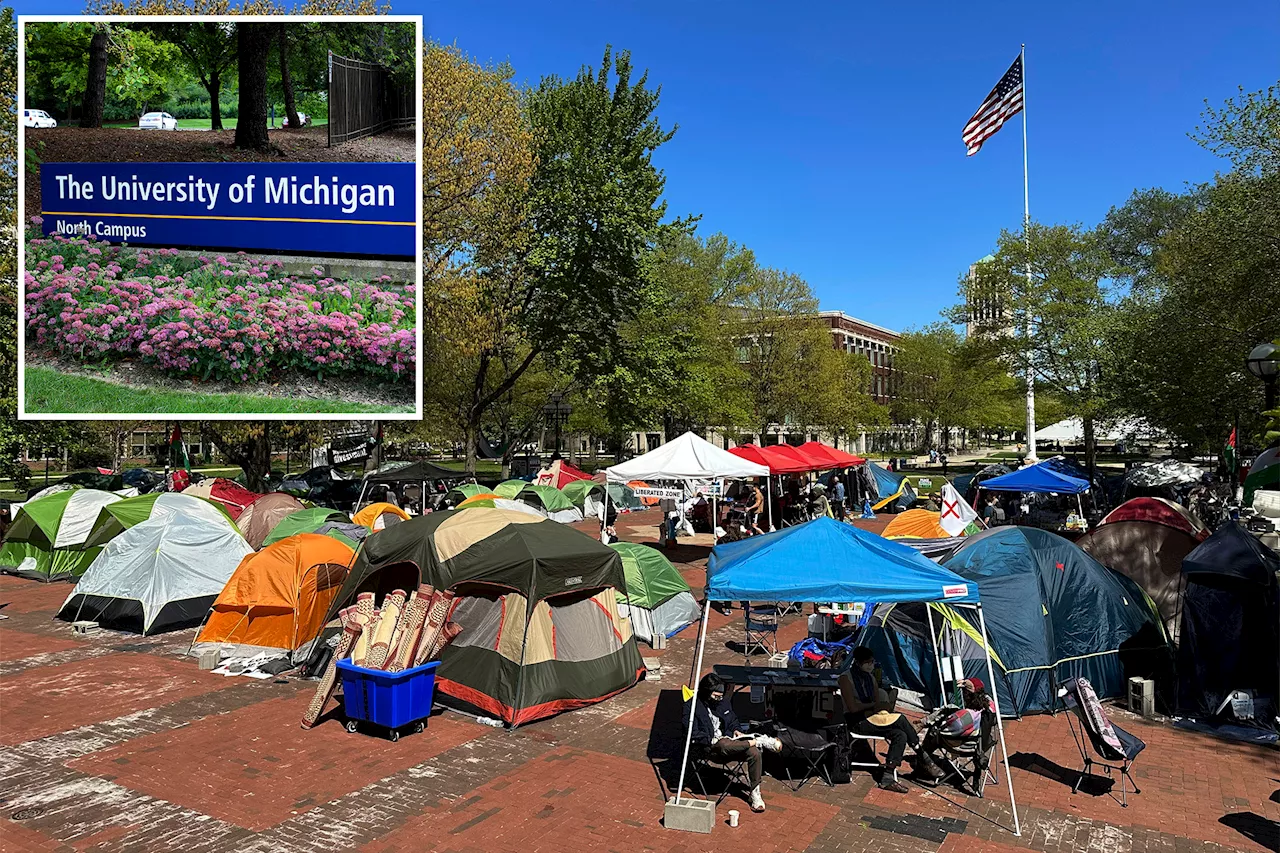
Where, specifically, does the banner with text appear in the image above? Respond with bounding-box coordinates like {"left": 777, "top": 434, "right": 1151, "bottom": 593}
{"left": 40, "top": 162, "right": 416, "bottom": 258}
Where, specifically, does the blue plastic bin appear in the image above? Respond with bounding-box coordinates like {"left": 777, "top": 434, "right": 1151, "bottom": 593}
{"left": 336, "top": 659, "right": 440, "bottom": 733}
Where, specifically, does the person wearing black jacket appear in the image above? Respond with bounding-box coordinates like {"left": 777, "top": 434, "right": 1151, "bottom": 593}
{"left": 686, "top": 674, "right": 773, "bottom": 811}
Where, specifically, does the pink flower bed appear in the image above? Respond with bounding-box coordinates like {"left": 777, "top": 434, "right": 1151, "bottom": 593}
{"left": 24, "top": 226, "right": 415, "bottom": 383}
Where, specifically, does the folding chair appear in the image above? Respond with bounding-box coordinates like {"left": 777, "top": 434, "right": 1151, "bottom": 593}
{"left": 685, "top": 743, "right": 752, "bottom": 805}
{"left": 920, "top": 706, "right": 998, "bottom": 797}
{"left": 1059, "top": 678, "right": 1146, "bottom": 807}
{"left": 773, "top": 724, "right": 835, "bottom": 791}
{"left": 742, "top": 602, "right": 779, "bottom": 658}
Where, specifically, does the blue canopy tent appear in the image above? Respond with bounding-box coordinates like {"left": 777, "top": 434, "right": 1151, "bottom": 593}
{"left": 673, "top": 517, "right": 1022, "bottom": 835}
{"left": 979, "top": 463, "right": 1090, "bottom": 494}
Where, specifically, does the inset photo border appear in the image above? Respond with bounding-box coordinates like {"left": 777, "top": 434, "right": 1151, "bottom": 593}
{"left": 17, "top": 13, "right": 423, "bottom": 420}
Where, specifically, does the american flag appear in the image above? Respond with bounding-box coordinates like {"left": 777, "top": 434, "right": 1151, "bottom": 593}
{"left": 962, "top": 55, "right": 1024, "bottom": 156}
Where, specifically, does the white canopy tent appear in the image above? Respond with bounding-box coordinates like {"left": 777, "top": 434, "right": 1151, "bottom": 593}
{"left": 1034, "top": 417, "right": 1157, "bottom": 444}
{"left": 605, "top": 432, "right": 771, "bottom": 543}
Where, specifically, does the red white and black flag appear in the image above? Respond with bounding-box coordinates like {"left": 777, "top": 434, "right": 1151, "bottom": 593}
{"left": 962, "top": 54, "right": 1024, "bottom": 156}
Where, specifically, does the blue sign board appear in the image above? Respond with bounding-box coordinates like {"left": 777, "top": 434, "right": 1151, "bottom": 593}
{"left": 40, "top": 162, "right": 416, "bottom": 258}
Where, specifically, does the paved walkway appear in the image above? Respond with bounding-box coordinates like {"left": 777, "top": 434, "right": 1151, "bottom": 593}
{"left": 0, "top": 509, "right": 1276, "bottom": 853}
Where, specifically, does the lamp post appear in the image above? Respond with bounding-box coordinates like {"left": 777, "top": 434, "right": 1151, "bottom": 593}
{"left": 541, "top": 392, "right": 573, "bottom": 457}
{"left": 1246, "top": 342, "right": 1279, "bottom": 411}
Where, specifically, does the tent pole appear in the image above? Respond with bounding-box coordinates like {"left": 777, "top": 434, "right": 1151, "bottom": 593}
{"left": 602, "top": 480, "right": 612, "bottom": 545}
{"left": 925, "top": 603, "right": 948, "bottom": 707}
{"left": 766, "top": 475, "right": 774, "bottom": 532}
{"left": 978, "top": 604, "right": 1021, "bottom": 836}
{"left": 674, "top": 596, "right": 712, "bottom": 805}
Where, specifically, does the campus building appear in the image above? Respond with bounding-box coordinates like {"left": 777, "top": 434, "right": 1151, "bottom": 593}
{"left": 965, "top": 253, "right": 1015, "bottom": 338}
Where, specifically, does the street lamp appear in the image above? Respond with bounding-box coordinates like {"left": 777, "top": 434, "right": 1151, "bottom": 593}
{"left": 1246, "top": 342, "right": 1279, "bottom": 410}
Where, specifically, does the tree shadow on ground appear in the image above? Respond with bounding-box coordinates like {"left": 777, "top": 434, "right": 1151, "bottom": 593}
{"left": 1219, "top": 812, "right": 1279, "bottom": 851}
{"left": 1008, "top": 751, "right": 1113, "bottom": 796}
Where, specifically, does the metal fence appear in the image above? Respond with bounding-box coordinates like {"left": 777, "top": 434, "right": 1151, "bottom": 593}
{"left": 327, "top": 51, "right": 414, "bottom": 146}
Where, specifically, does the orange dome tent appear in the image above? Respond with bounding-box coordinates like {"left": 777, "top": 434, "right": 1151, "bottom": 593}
{"left": 353, "top": 502, "right": 412, "bottom": 531}
{"left": 628, "top": 480, "right": 661, "bottom": 507}
{"left": 882, "top": 508, "right": 973, "bottom": 540}
{"left": 195, "top": 534, "right": 354, "bottom": 660}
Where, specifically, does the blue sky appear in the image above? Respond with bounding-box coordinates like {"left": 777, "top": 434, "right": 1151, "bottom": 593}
{"left": 16, "top": 1, "right": 1280, "bottom": 331}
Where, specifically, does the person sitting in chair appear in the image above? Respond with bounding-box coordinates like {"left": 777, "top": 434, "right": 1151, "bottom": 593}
{"left": 837, "top": 647, "right": 943, "bottom": 793}
{"left": 687, "top": 673, "right": 781, "bottom": 813}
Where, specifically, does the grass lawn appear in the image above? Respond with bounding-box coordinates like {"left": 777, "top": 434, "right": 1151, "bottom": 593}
{"left": 24, "top": 368, "right": 413, "bottom": 416}
{"left": 101, "top": 118, "right": 327, "bottom": 130}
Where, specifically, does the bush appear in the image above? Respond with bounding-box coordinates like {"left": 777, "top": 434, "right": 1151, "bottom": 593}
{"left": 24, "top": 225, "right": 415, "bottom": 384}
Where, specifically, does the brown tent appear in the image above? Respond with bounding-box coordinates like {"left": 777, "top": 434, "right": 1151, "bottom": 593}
{"left": 1079, "top": 515, "right": 1200, "bottom": 644}
{"left": 237, "top": 493, "right": 306, "bottom": 550}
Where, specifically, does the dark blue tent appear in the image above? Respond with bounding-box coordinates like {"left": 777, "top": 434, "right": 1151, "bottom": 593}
{"left": 862, "top": 527, "right": 1164, "bottom": 715}
{"left": 863, "top": 463, "right": 918, "bottom": 512}
{"left": 1177, "top": 522, "right": 1280, "bottom": 724}
{"left": 706, "top": 517, "right": 978, "bottom": 604}
{"left": 979, "top": 461, "right": 1090, "bottom": 495}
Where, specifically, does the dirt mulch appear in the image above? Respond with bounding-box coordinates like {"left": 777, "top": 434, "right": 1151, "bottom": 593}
{"left": 26, "top": 353, "right": 415, "bottom": 411}
{"left": 25, "top": 126, "right": 416, "bottom": 215}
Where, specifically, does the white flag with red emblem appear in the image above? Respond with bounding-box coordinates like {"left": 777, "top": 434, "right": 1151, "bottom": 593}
{"left": 939, "top": 483, "right": 979, "bottom": 537}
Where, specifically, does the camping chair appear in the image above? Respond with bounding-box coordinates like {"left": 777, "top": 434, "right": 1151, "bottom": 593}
{"left": 685, "top": 743, "right": 752, "bottom": 806}
{"left": 742, "top": 602, "right": 779, "bottom": 658}
{"left": 1059, "top": 677, "right": 1146, "bottom": 807}
{"left": 772, "top": 724, "right": 835, "bottom": 791}
{"left": 919, "top": 706, "right": 998, "bottom": 797}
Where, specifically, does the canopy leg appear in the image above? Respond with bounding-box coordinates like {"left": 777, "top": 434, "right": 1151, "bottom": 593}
{"left": 674, "top": 597, "right": 712, "bottom": 805}
{"left": 978, "top": 604, "right": 1021, "bottom": 835}
{"left": 925, "top": 604, "right": 947, "bottom": 707}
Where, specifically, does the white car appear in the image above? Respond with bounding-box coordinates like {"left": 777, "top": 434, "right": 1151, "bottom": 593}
{"left": 282, "top": 112, "right": 309, "bottom": 128}
{"left": 22, "top": 109, "right": 57, "bottom": 128}
{"left": 138, "top": 112, "right": 178, "bottom": 131}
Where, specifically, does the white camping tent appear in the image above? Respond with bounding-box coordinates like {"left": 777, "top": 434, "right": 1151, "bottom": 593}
{"left": 59, "top": 505, "right": 252, "bottom": 634}
{"left": 605, "top": 431, "right": 770, "bottom": 543}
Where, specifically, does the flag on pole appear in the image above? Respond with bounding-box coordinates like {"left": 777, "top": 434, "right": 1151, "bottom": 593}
{"left": 962, "top": 54, "right": 1024, "bottom": 156}
{"left": 939, "top": 482, "right": 980, "bottom": 536}
{"left": 1223, "top": 428, "right": 1236, "bottom": 475}
{"left": 171, "top": 424, "right": 190, "bottom": 470}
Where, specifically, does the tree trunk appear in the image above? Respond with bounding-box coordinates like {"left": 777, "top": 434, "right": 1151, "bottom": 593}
{"left": 234, "top": 24, "right": 272, "bottom": 150}
{"left": 463, "top": 422, "right": 478, "bottom": 477}
{"left": 276, "top": 23, "right": 301, "bottom": 129}
{"left": 79, "top": 27, "right": 108, "bottom": 128}
{"left": 1083, "top": 415, "right": 1096, "bottom": 485}
{"left": 207, "top": 67, "right": 222, "bottom": 131}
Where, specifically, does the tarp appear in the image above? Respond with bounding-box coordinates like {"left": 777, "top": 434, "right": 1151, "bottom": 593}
{"left": 1125, "top": 460, "right": 1208, "bottom": 489}
{"left": 0, "top": 489, "right": 124, "bottom": 581}
{"left": 706, "top": 516, "right": 980, "bottom": 604}
{"left": 261, "top": 507, "right": 351, "bottom": 549}
{"left": 607, "top": 431, "right": 769, "bottom": 483}
{"left": 195, "top": 533, "right": 354, "bottom": 659}
{"left": 1177, "top": 522, "right": 1280, "bottom": 722}
{"left": 86, "top": 492, "right": 234, "bottom": 548}
{"left": 941, "top": 526, "right": 1166, "bottom": 713}
{"left": 324, "top": 509, "right": 644, "bottom": 726}
{"left": 58, "top": 505, "right": 252, "bottom": 634}
{"left": 360, "top": 460, "right": 466, "bottom": 484}
{"left": 609, "top": 542, "right": 700, "bottom": 644}
{"left": 979, "top": 461, "right": 1090, "bottom": 494}
{"left": 182, "top": 478, "right": 262, "bottom": 520}
{"left": 236, "top": 493, "right": 307, "bottom": 550}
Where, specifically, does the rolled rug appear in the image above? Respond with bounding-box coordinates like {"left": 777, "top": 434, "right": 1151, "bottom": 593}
{"left": 301, "top": 608, "right": 359, "bottom": 729}
{"left": 384, "top": 590, "right": 418, "bottom": 672}
{"left": 352, "top": 606, "right": 379, "bottom": 667}
{"left": 364, "top": 589, "right": 406, "bottom": 670}
{"left": 412, "top": 590, "right": 456, "bottom": 668}
{"left": 388, "top": 584, "right": 433, "bottom": 672}
{"left": 424, "top": 619, "right": 463, "bottom": 662}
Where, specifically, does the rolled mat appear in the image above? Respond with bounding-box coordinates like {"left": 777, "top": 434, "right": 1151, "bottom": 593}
{"left": 301, "top": 608, "right": 358, "bottom": 729}
{"left": 351, "top": 594, "right": 379, "bottom": 666}
{"left": 412, "top": 589, "right": 456, "bottom": 668}
{"left": 388, "top": 584, "right": 433, "bottom": 672}
{"left": 364, "top": 589, "right": 406, "bottom": 670}
{"left": 424, "top": 620, "right": 463, "bottom": 662}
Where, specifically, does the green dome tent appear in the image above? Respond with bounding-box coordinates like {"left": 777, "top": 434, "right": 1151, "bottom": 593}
{"left": 493, "top": 479, "right": 529, "bottom": 499}
{"left": 607, "top": 483, "right": 645, "bottom": 512}
{"left": 85, "top": 493, "right": 235, "bottom": 548}
{"left": 261, "top": 507, "right": 353, "bottom": 549}
{"left": 0, "top": 489, "right": 124, "bottom": 581}
{"left": 443, "top": 483, "right": 491, "bottom": 505}
{"left": 608, "top": 542, "right": 701, "bottom": 645}
{"left": 562, "top": 479, "right": 605, "bottom": 508}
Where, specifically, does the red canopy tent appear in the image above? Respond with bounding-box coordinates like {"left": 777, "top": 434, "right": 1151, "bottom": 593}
{"left": 728, "top": 444, "right": 811, "bottom": 474}
{"left": 798, "top": 441, "right": 864, "bottom": 468}
{"left": 764, "top": 444, "right": 817, "bottom": 473}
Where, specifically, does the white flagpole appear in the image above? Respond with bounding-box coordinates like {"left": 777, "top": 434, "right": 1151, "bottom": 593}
{"left": 1021, "top": 43, "right": 1038, "bottom": 464}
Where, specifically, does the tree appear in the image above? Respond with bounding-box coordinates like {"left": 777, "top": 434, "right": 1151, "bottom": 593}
{"left": 276, "top": 22, "right": 300, "bottom": 129}
{"left": 79, "top": 25, "right": 108, "bottom": 127}
{"left": 149, "top": 21, "right": 236, "bottom": 130}
{"left": 233, "top": 23, "right": 271, "bottom": 150}
{"left": 965, "top": 223, "right": 1113, "bottom": 478}
{"left": 1190, "top": 82, "right": 1280, "bottom": 175}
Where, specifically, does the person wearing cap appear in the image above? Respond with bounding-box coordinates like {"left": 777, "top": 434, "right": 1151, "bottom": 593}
{"left": 837, "top": 646, "right": 943, "bottom": 793}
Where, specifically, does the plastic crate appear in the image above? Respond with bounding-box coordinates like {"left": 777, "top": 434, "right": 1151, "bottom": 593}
{"left": 336, "top": 659, "right": 440, "bottom": 732}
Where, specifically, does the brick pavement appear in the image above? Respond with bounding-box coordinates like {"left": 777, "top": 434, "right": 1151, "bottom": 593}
{"left": 1, "top": 512, "right": 1277, "bottom": 853}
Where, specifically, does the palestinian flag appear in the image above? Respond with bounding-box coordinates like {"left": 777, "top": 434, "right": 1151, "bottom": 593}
{"left": 1223, "top": 428, "right": 1236, "bottom": 479}
{"left": 171, "top": 425, "right": 190, "bottom": 470}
